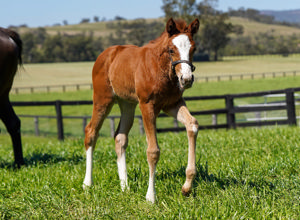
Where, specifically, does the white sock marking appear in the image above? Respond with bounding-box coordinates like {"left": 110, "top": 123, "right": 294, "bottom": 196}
{"left": 146, "top": 168, "right": 156, "bottom": 203}
{"left": 83, "top": 146, "right": 93, "bottom": 188}
{"left": 117, "top": 153, "right": 128, "bottom": 191}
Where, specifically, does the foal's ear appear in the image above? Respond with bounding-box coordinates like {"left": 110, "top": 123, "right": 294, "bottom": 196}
{"left": 166, "top": 18, "right": 180, "bottom": 37}
{"left": 188, "top": 18, "right": 200, "bottom": 36}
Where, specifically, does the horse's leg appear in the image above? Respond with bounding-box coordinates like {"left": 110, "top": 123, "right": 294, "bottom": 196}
{"left": 0, "top": 96, "right": 24, "bottom": 167}
{"left": 139, "top": 103, "right": 160, "bottom": 203}
{"left": 83, "top": 93, "right": 114, "bottom": 188}
{"left": 164, "top": 98, "right": 199, "bottom": 196}
{"left": 114, "top": 100, "right": 136, "bottom": 191}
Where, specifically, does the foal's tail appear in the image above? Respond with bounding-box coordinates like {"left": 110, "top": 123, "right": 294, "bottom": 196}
{"left": 0, "top": 28, "right": 23, "bottom": 65}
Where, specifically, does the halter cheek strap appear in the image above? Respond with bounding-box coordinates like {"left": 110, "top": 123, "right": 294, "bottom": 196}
{"left": 169, "top": 50, "right": 196, "bottom": 72}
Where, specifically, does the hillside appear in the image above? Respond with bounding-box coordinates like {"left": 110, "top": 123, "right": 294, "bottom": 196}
{"left": 17, "top": 18, "right": 164, "bottom": 37}
{"left": 229, "top": 16, "right": 300, "bottom": 36}
{"left": 17, "top": 16, "right": 300, "bottom": 38}
{"left": 260, "top": 9, "right": 300, "bottom": 23}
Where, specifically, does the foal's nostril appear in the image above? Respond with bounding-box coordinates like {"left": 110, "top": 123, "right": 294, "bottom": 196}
{"left": 180, "top": 75, "right": 194, "bottom": 88}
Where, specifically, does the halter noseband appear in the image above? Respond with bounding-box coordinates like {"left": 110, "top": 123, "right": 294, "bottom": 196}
{"left": 169, "top": 50, "right": 196, "bottom": 73}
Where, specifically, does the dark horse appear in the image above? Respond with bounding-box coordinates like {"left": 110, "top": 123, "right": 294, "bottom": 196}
{"left": 0, "top": 28, "right": 24, "bottom": 167}
{"left": 83, "top": 18, "right": 200, "bottom": 203}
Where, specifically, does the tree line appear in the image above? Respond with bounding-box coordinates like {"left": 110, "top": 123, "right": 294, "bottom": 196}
{"left": 14, "top": 0, "right": 300, "bottom": 63}
{"left": 21, "top": 28, "right": 103, "bottom": 63}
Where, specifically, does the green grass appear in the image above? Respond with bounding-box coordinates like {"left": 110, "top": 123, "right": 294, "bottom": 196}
{"left": 0, "top": 127, "right": 299, "bottom": 218}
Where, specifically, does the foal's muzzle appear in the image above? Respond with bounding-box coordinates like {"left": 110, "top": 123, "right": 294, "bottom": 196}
{"left": 180, "top": 74, "right": 194, "bottom": 89}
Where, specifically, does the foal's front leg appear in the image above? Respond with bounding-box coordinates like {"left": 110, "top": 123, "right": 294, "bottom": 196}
{"left": 164, "top": 99, "right": 199, "bottom": 196}
{"left": 139, "top": 103, "right": 160, "bottom": 203}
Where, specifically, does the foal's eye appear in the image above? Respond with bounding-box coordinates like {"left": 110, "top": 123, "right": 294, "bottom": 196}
{"left": 169, "top": 49, "right": 175, "bottom": 54}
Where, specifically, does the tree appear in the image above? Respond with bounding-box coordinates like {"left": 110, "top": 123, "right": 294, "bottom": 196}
{"left": 161, "top": 0, "right": 197, "bottom": 23}
{"left": 80, "top": 18, "right": 90, "bottom": 24}
{"left": 93, "top": 16, "right": 99, "bottom": 22}
{"left": 43, "top": 34, "right": 64, "bottom": 62}
{"left": 200, "top": 14, "right": 236, "bottom": 61}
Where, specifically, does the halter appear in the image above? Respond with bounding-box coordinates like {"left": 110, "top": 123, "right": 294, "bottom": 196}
{"left": 169, "top": 49, "right": 196, "bottom": 73}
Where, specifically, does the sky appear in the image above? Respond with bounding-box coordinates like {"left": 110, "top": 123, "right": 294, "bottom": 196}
{"left": 1, "top": 0, "right": 300, "bottom": 28}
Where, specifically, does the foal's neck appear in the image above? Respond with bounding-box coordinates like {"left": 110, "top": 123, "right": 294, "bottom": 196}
{"left": 146, "top": 33, "right": 172, "bottom": 76}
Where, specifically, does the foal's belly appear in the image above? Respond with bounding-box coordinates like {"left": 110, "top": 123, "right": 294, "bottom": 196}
{"left": 110, "top": 79, "right": 139, "bottom": 103}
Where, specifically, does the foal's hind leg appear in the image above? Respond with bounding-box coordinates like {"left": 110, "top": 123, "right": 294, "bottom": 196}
{"left": 0, "top": 97, "right": 24, "bottom": 167}
{"left": 114, "top": 100, "right": 136, "bottom": 191}
{"left": 83, "top": 94, "right": 115, "bottom": 188}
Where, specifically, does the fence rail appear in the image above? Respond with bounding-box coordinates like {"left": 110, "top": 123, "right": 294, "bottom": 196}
{"left": 196, "top": 70, "right": 300, "bottom": 83}
{"left": 11, "top": 87, "right": 300, "bottom": 140}
{"left": 11, "top": 70, "right": 300, "bottom": 94}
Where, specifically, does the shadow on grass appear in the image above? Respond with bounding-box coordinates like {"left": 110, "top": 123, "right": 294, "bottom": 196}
{"left": 0, "top": 152, "right": 84, "bottom": 169}
{"left": 156, "top": 161, "right": 275, "bottom": 196}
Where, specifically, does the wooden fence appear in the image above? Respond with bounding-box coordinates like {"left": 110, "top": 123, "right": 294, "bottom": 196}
{"left": 196, "top": 70, "right": 300, "bottom": 83}
{"left": 11, "top": 70, "right": 300, "bottom": 94}
{"left": 11, "top": 87, "right": 300, "bottom": 140}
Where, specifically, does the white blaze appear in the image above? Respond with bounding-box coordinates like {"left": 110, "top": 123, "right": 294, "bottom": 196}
{"left": 172, "top": 34, "right": 192, "bottom": 80}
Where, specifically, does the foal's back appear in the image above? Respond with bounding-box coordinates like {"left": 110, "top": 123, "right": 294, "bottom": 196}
{"left": 92, "top": 44, "right": 157, "bottom": 103}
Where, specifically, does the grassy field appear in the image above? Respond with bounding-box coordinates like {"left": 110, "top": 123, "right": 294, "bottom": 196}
{"left": 0, "top": 127, "right": 299, "bottom": 218}
{"left": 12, "top": 54, "right": 300, "bottom": 88}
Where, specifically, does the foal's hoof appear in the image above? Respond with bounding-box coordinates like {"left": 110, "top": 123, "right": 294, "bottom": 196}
{"left": 181, "top": 187, "right": 192, "bottom": 197}
{"left": 82, "top": 183, "right": 92, "bottom": 190}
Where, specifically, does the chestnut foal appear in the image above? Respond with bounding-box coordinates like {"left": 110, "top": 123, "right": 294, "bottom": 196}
{"left": 83, "top": 18, "right": 200, "bottom": 203}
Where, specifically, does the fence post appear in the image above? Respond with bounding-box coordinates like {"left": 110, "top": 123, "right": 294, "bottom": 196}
{"left": 55, "top": 100, "right": 64, "bottom": 140}
{"left": 34, "top": 116, "right": 39, "bottom": 136}
{"left": 225, "top": 95, "right": 236, "bottom": 129}
{"left": 286, "top": 89, "right": 297, "bottom": 126}
{"left": 173, "top": 119, "right": 179, "bottom": 132}
{"left": 212, "top": 114, "right": 217, "bottom": 126}
{"left": 109, "top": 117, "right": 115, "bottom": 137}
{"left": 82, "top": 117, "right": 87, "bottom": 135}
{"left": 138, "top": 116, "right": 144, "bottom": 135}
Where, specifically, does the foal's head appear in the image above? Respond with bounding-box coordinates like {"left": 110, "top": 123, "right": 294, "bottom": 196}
{"left": 166, "top": 18, "right": 200, "bottom": 90}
